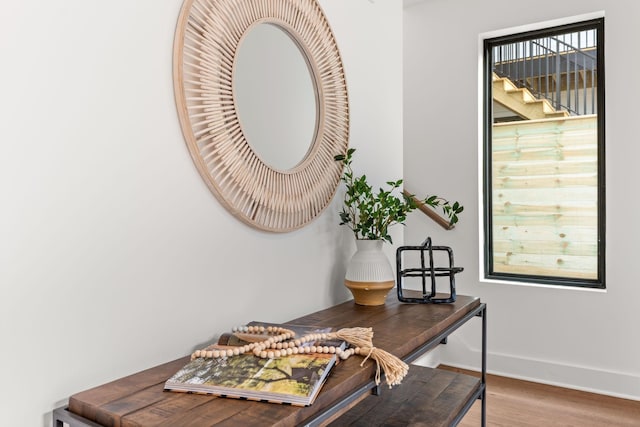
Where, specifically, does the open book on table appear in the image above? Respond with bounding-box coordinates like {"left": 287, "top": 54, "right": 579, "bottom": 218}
{"left": 164, "top": 322, "right": 345, "bottom": 406}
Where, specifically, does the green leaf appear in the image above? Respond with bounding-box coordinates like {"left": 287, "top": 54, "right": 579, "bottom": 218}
{"left": 335, "top": 150, "right": 463, "bottom": 241}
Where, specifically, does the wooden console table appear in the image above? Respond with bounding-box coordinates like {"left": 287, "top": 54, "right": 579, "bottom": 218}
{"left": 54, "top": 293, "right": 486, "bottom": 426}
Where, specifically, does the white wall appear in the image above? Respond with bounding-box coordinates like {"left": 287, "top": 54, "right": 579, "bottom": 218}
{"left": 0, "top": 1, "right": 403, "bottom": 425}
{"left": 404, "top": 0, "right": 640, "bottom": 399}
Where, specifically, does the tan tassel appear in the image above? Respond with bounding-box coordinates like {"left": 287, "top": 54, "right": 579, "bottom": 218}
{"left": 359, "top": 346, "right": 409, "bottom": 388}
{"left": 329, "top": 327, "right": 408, "bottom": 387}
{"left": 332, "top": 327, "right": 374, "bottom": 349}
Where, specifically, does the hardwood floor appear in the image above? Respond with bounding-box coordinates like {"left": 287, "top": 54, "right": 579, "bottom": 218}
{"left": 438, "top": 366, "right": 640, "bottom": 426}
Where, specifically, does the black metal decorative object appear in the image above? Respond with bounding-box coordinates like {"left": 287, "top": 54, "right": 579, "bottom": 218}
{"left": 396, "top": 237, "right": 463, "bottom": 304}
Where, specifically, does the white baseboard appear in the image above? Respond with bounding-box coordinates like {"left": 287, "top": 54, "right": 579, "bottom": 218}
{"left": 411, "top": 346, "right": 442, "bottom": 368}
{"left": 439, "top": 337, "right": 640, "bottom": 401}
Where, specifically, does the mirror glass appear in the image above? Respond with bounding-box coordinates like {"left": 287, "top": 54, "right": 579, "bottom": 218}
{"left": 234, "top": 23, "right": 318, "bottom": 170}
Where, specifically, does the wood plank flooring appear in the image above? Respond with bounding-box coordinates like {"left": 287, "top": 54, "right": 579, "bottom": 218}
{"left": 438, "top": 366, "right": 640, "bottom": 426}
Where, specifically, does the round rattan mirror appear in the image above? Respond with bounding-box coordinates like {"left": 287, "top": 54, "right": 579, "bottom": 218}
{"left": 173, "top": 0, "right": 349, "bottom": 232}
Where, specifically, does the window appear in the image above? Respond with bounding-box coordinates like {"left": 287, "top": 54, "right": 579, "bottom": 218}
{"left": 483, "top": 18, "right": 605, "bottom": 288}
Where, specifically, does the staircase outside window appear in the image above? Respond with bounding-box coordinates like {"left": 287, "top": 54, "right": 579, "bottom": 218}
{"left": 493, "top": 28, "right": 597, "bottom": 119}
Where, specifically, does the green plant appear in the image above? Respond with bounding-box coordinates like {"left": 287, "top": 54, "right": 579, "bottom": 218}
{"left": 334, "top": 148, "right": 463, "bottom": 243}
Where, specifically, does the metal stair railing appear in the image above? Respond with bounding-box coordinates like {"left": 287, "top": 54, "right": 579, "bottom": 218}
{"left": 493, "top": 29, "right": 597, "bottom": 116}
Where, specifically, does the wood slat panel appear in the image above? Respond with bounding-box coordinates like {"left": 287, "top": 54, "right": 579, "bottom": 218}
{"left": 490, "top": 261, "right": 598, "bottom": 279}
{"left": 492, "top": 187, "right": 597, "bottom": 204}
{"left": 493, "top": 224, "right": 598, "bottom": 245}
{"left": 494, "top": 159, "right": 597, "bottom": 177}
{"left": 490, "top": 114, "right": 599, "bottom": 278}
{"left": 493, "top": 239, "right": 597, "bottom": 257}
{"left": 493, "top": 173, "right": 597, "bottom": 189}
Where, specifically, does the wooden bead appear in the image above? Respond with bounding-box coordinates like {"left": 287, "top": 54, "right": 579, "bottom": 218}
{"left": 196, "top": 324, "right": 361, "bottom": 363}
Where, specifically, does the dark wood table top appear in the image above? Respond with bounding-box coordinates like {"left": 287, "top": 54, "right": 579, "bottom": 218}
{"left": 68, "top": 294, "right": 481, "bottom": 427}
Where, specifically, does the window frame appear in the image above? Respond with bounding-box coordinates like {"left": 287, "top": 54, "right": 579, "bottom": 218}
{"left": 482, "top": 18, "right": 606, "bottom": 289}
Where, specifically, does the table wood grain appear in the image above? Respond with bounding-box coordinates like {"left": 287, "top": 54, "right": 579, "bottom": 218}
{"left": 67, "top": 294, "right": 481, "bottom": 427}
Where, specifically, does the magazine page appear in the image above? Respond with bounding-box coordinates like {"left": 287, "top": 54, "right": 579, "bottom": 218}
{"left": 164, "top": 322, "right": 345, "bottom": 406}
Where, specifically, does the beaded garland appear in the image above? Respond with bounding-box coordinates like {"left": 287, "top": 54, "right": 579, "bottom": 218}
{"left": 191, "top": 324, "right": 409, "bottom": 388}
{"left": 192, "top": 325, "right": 349, "bottom": 360}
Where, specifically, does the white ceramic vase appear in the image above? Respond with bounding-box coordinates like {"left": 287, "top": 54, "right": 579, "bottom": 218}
{"left": 345, "top": 239, "right": 395, "bottom": 306}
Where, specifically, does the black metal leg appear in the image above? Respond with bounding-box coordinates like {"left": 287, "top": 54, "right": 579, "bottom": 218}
{"left": 372, "top": 385, "right": 380, "bottom": 396}
{"left": 481, "top": 306, "right": 487, "bottom": 427}
{"left": 52, "top": 407, "right": 104, "bottom": 427}
{"left": 52, "top": 408, "right": 64, "bottom": 427}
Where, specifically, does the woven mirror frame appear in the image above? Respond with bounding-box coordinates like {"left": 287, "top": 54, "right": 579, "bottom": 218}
{"left": 173, "top": 0, "right": 349, "bottom": 232}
